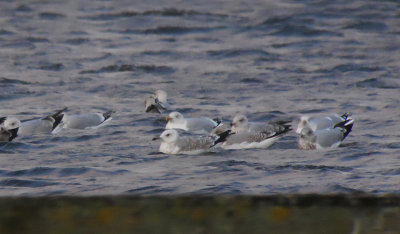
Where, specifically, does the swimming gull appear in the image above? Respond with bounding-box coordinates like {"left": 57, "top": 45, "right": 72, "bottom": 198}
{"left": 63, "top": 111, "right": 114, "bottom": 130}
{"left": 18, "top": 108, "right": 66, "bottom": 136}
{"left": 296, "top": 113, "right": 351, "bottom": 134}
{"left": 153, "top": 129, "right": 229, "bottom": 155}
{"left": 220, "top": 114, "right": 292, "bottom": 149}
{"left": 145, "top": 90, "right": 170, "bottom": 113}
{"left": 298, "top": 118, "right": 354, "bottom": 150}
{"left": 165, "top": 111, "right": 220, "bottom": 134}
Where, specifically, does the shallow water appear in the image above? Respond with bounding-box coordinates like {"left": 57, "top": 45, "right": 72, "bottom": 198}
{"left": 0, "top": 0, "right": 399, "bottom": 196}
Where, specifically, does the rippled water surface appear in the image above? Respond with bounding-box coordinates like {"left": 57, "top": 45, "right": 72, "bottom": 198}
{"left": 0, "top": 0, "right": 399, "bottom": 195}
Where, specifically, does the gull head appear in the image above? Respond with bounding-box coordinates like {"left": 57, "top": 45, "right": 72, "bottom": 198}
{"left": 166, "top": 111, "right": 184, "bottom": 124}
{"left": 3, "top": 117, "right": 21, "bottom": 130}
{"left": 2, "top": 117, "right": 20, "bottom": 141}
{"left": 299, "top": 127, "right": 315, "bottom": 142}
{"left": 160, "top": 129, "right": 179, "bottom": 143}
{"left": 296, "top": 116, "right": 310, "bottom": 134}
{"left": 230, "top": 114, "right": 248, "bottom": 133}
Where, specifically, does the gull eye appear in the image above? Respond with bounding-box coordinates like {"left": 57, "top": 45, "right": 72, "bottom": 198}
{"left": 239, "top": 118, "right": 244, "bottom": 122}
{"left": 166, "top": 133, "right": 171, "bottom": 137}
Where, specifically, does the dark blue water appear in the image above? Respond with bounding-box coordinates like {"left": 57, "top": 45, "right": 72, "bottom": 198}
{"left": 0, "top": 0, "right": 399, "bottom": 195}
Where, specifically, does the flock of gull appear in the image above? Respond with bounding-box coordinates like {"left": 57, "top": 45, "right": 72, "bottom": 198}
{"left": 147, "top": 90, "right": 354, "bottom": 154}
{"left": 0, "top": 89, "right": 354, "bottom": 154}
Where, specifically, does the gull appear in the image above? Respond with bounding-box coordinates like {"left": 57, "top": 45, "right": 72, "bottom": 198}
{"left": 63, "top": 111, "right": 114, "bottom": 130}
{"left": 153, "top": 129, "right": 230, "bottom": 155}
{"left": 298, "top": 118, "right": 354, "bottom": 150}
{"left": 165, "top": 111, "right": 220, "bottom": 134}
{"left": 220, "top": 114, "right": 292, "bottom": 149}
{"left": 18, "top": 108, "right": 66, "bottom": 136}
{"left": 296, "top": 113, "right": 351, "bottom": 134}
{"left": 0, "top": 117, "right": 21, "bottom": 142}
{"left": 145, "top": 90, "right": 170, "bottom": 113}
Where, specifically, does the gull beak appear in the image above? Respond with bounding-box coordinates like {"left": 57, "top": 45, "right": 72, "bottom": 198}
{"left": 152, "top": 136, "right": 160, "bottom": 141}
{"left": 8, "top": 128, "right": 19, "bottom": 141}
{"left": 166, "top": 116, "right": 172, "bottom": 122}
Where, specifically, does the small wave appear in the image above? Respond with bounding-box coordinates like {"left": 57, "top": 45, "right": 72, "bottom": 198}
{"left": 353, "top": 78, "right": 399, "bottom": 89}
{"left": 26, "top": 37, "right": 50, "bottom": 43}
{"left": 0, "top": 29, "right": 15, "bottom": 35}
{"left": 125, "top": 185, "right": 176, "bottom": 194}
{"left": 204, "top": 160, "right": 263, "bottom": 172}
{"left": 269, "top": 24, "right": 341, "bottom": 37}
{"left": 82, "top": 8, "right": 229, "bottom": 21}
{"left": 344, "top": 21, "right": 387, "bottom": 32}
{"left": 340, "top": 151, "right": 382, "bottom": 161}
{"left": 79, "top": 64, "right": 176, "bottom": 74}
{"left": 6, "top": 167, "right": 57, "bottom": 176}
{"left": 58, "top": 167, "right": 91, "bottom": 177}
{"left": 331, "top": 184, "right": 364, "bottom": 194}
{"left": 39, "top": 12, "right": 66, "bottom": 20}
{"left": 194, "top": 183, "right": 243, "bottom": 194}
{"left": 318, "top": 64, "right": 383, "bottom": 73}
{"left": 0, "top": 77, "right": 31, "bottom": 85}
{"left": 2, "top": 41, "right": 35, "bottom": 49}
{"left": 0, "top": 179, "right": 58, "bottom": 187}
{"left": 381, "top": 168, "right": 400, "bottom": 175}
{"left": 120, "top": 26, "right": 224, "bottom": 35}
{"left": 275, "top": 164, "right": 353, "bottom": 173}
{"left": 64, "top": 38, "right": 90, "bottom": 45}
{"left": 206, "top": 49, "right": 276, "bottom": 58}
{"left": 15, "top": 5, "right": 32, "bottom": 12}
{"left": 37, "top": 63, "right": 64, "bottom": 71}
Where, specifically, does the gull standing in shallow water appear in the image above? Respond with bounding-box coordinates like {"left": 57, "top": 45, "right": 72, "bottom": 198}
{"left": 62, "top": 111, "right": 114, "bottom": 130}
{"left": 153, "top": 129, "right": 230, "bottom": 155}
{"left": 165, "top": 111, "right": 220, "bottom": 134}
{"left": 220, "top": 114, "right": 292, "bottom": 149}
{"left": 298, "top": 118, "right": 354, "bottom": 150}
{"left": 296, "top": 113, "right": 351, "bottom": 134}
{"left": 145, "top": 90, "right": 170, "bottom": 113}
{"left": 0, "top": 117, "right": 21, "bottom": 142}
{"left": 18, "top": 108, "right": 66, "bottom": 136}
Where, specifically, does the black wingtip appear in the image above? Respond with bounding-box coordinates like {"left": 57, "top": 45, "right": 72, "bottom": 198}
{"left": 341, "top": 112, "right": 350, "bottom": 120}
{"left": 8, "top": 128, "right": 19, "bottom": 141}
{"left": 267, "top": 124, "right": 292, "bottom": 139}
{"left": 212, "top": 118, "right": 222, "bottom": 125}
{"left": 44, "top": 108, "right": 67, "bottom": 131}
{"left": 146, "top": 105, "right": 161, "bottom": 113}
{"left": 210, "top": 130, "right": 232, "bottom": 148}
{"left": 0, "top": 117, "right": 6, "bottom": 125}
{"left": 334, "top": 119, "right": 354, "bottom": 139}
{"left": 103, "top": 110, "right": 114, "bottom": 120}
{"left": 51, "top": 114, "right": 64, "bottom": 131}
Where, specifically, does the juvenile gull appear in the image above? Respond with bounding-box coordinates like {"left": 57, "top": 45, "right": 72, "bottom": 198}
{"left": 165, "top": 111, "right": 219, "bottom": 134}
{"left": 296, "top": 113, "right": 350, "bottom": 134}
{"left": 298, "top": 118, "right": 354, "bottom": 150}
{"left": 0, "top": 117, "right": 21, "bottom": 142}
{"left": 145, "top": 90, "right": 170, "bottom": 113}
{"left": 153, "top": 129, "right": 229, "bottom": 155}
{"left": 221, "top": 114, "right": 292, "bottom": 149}
{"left": 63, "top": 111, "right": 113, "bottom": 130}
{"left": 18, "top": 108, "right": 66, "bottom": 136}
